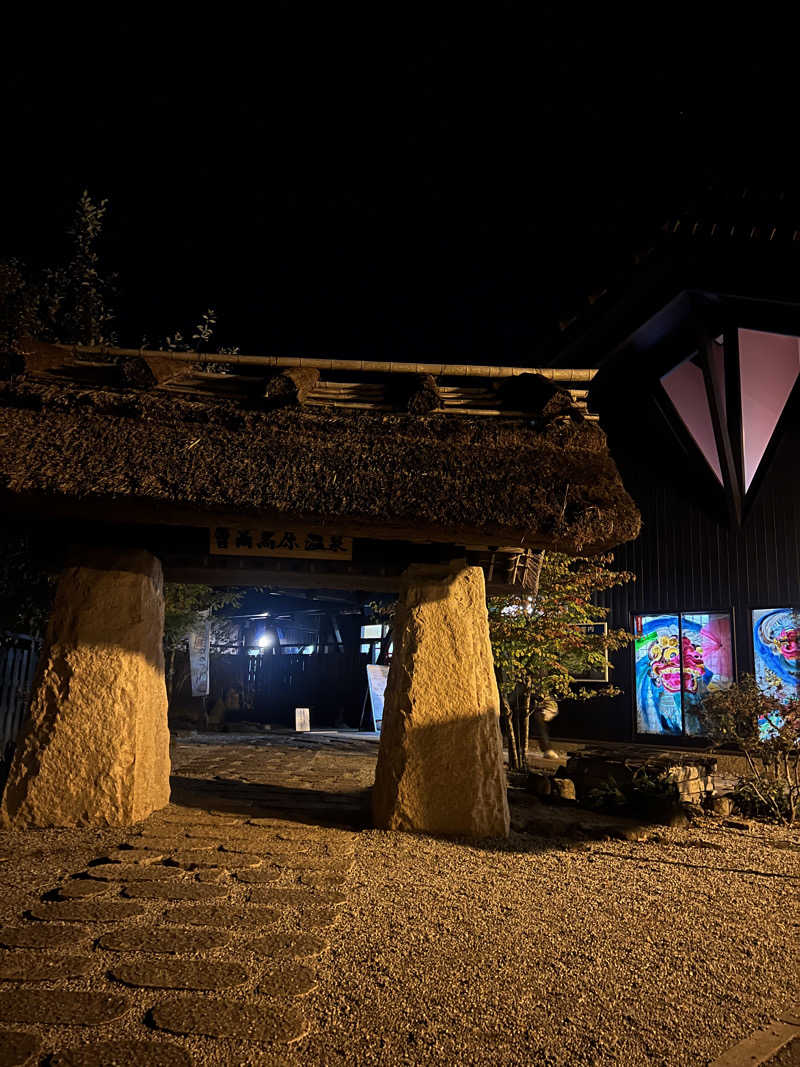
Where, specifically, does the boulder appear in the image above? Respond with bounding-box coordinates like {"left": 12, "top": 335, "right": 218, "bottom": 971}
{"left": 527, "top": 773, "right": 552, "bottom": 798}
{"left": 372, "top": 563, "right": 509, "bottom": 838}
{"left": 709, "top": 795, "right": 735, "bottom": 817}
{"left": 550, "top": 777, "right": 576, "bottom": 802}
{"left": 1, "top": 549, "right": 171, "bottom": 827}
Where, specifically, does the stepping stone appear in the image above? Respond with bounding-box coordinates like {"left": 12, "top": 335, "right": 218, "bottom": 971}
{"left": 217, "top": 838, "right": 278, "bottom": 853}
{"left": 0, "top": 925, "right": 89, "bottom": 949}
{"left": 28, "top": 901, "right": 145, "bottom": 923}
{"left": 258, "top": 963, "right": 317, "bottom": 998}
{"left": 193, "top": 869, "right": 228, "bottom": 884}
{"left": 0, "top": 1031, "right": 40, "bottom": 1067}
{"left": 49, "top": 1041, "right": 192, "bottom": 1066}
{"left": 301, "top": 908, "right": 339, "bottom": 930}
{"left": 104, "top": 849, "right": 165, "bottom": 864}
{"left": 122, "top": 882, "right": 226, "bottom": 901}
{"left": 164, "top": 905, "right": 279, "bottom": 928}
{"left": 248, "top": 887, "right": 347, "bottom": 907}
{"left": 0, "top": 953, "right": 95, "bottom": 981}
{"left": 298, "top": 871, "right": 348, "bottom": 888}
{"left": 0, "top": 990, "right": 130, "bottom": 1025}
{"left": 109, "top": 959, "right": 250, "bottom": 990}
{"left": 167, "top": 852, "right": 261, "bottom": 870}
{"left": 150, "top": 997, "right": 308, "bottom": 1044}
{"left": 234, "top": 868, "right": 281, "bottom": 884}
{"left": 56, "top": 880, "right": 114, "bottom": 899}
{"left": 261, "top": 845, "right": 311, "bottom": 858}
{"left": 182, "top": 829, "right": 231, "bottom": 841}
{"left": 249, "top": 932, "right": 329, "bottom": 959}
{"left": 98, "top": 926, "right": 230, "bottom": 954}
{"left": 127, "top": 838, "right": 209, "bottom": 852}
{"left": 87, "top": 864, "right": 184, "bottom": 882}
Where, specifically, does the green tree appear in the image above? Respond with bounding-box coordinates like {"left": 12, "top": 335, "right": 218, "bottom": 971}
{"left": 41, "top": 190, "right": 115, "bottom": 345}
{"left": 0, "top": 529, "right": 56, "bottom": 637}
{"left": 0, "top": 190, "right": 115, "bottom": 355}
{"left": 163, "top": 584, "right": 244, "bottom": 706}
{"left": 0, "top": 259, "right": 41, "bottom": 358}
{"left": 489, "top": 552, "right": 634, "bottom": 770}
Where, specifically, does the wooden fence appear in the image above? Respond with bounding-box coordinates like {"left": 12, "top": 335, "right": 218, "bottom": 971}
{"left": 0, "top": 634, "right": 38, "bottom": 750}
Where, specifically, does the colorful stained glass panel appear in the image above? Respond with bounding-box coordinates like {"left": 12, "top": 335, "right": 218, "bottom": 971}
{"left": 680, "top": 613, "right": 733, "bottom": 735}
{"left": 752, "top": 608, "right": 800, "bottom": 736}
{"left": 634, "top": 614, "right": 684, "bottom": 735}
{"left": 634, "top": 612, "right": 733, "bottom": 736}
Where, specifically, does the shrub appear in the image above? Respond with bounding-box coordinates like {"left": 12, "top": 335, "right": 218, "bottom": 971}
{"left": 696, "top": 675, "right": 800, "bottom": 824}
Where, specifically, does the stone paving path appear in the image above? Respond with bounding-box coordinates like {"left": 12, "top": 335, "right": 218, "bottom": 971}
{"left": 0, "top": 734, "right": 375, "bottom": 1065}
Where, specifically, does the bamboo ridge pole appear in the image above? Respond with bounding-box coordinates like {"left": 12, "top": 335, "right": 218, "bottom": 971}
{"left": 54, "top": 343, "right": 596, "bottom": 381}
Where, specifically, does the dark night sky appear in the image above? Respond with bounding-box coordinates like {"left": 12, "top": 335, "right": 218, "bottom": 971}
{"left": 3, "top": 10, "right": 793, "bottom": 362}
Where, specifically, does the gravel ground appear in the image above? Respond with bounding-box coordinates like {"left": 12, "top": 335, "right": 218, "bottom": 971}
{"left": 0, "top": 736, "right": 798, "bottom": 1066}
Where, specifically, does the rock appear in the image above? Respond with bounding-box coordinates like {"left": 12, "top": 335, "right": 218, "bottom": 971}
{"left": 0, "top": 954, "right": 95, "bottom": 981}
{"left": 49, "top": 1041, "right": 192, "bottom": 1066}
{"left": 98, "top": 926, "right": 230, "bottom": 954}
{"left": 550, "top": 778, "right": 576, "bottom": 802}
{"left": 28, "top": 901, "right": 145, "bottom": 923}
{"left": 1, "top": 550, "right": 171, "bottom": 828}
{"left": 86, "top": 864, "right": 183, "bottom": 882}
{"left": 372, "top": 564, "right": 510, "bottom": 839}
{"left": 0, "top": 1030, "right": 40, "bottom": 1067}
{"left": 258, "top": 963, "right": 318, "bottom": 997}
{"left": 234, "top": 867, "right": 281, "bottom": 884}
{"left": 56, "top": 879, "right": 113, "bottom": 899}
{"left": 150, "top": 997, "right": 308, "bottom": 1044}
{"left": 527, "top": 774, "right": 552, "bottom": 798}
{"left": 0, "top": 925, "right": 90, "bottom": 949}
{"left": 121, "top": 882, "right": 226, "bottom": 901}
{"left": 248, "top": 887, "right": 346, "bottom": 907}
{"left": 162, "top": 905, "right": 280, "bottom": 927}
{"left": 710, "top": 795, "right": 735, "bottom": 817}
{"left": 723, "top": 818, "right": 753, "bottom": 832}
{"left": 0, "top": 990, "right": 130, "bottom": 1025}
{"left": 249, "top": 931, "right": 329, "bottom": 959}
{"left": 167, "top": 851, "right": 262, "bottom": 870}
{"left": 109, "top": 959, "right": 250, "bottom": 990}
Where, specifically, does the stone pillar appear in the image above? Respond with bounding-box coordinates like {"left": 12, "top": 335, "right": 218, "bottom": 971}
{"left": 1, "top": 549, "right": 171, "bottom": 828}
{"left": 372, "top": 563, "right": 509, "bottom": 838}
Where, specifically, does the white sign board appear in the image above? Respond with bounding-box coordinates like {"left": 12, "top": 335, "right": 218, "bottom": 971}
{"left": 295, "top": 707, "right": 310, "bottom": 732}
{"left": 366, "top": 664, "right": 389, "bottom": 733}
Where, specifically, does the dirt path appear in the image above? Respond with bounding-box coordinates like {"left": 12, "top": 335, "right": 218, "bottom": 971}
{"left": 1, "top": 735, "right": 797, "bottom": 1065}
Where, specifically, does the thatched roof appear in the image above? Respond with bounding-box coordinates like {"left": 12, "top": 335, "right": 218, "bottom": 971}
{"left": 0, "top": 342, "right": 640, "bottom": 553}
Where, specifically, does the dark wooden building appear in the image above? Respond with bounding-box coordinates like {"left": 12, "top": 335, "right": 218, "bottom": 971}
{"left": 547, "top": 188, "right": 800, "bottom": 743}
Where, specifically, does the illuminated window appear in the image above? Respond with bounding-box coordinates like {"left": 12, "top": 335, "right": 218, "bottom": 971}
{"left": 634, "top": 612, "right": 733, "bottom": 736}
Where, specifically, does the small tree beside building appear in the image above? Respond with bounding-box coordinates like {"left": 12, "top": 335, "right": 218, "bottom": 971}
{"left": 489, "top": 552, "right": 634, "bottom": 770}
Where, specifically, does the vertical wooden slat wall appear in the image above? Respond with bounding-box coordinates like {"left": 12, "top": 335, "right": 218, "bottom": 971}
{"left": 557, "top": 397, "right": 800, "bottom": 743}
{"left": 0, "top": 636, "right": 38, "bottom": 750}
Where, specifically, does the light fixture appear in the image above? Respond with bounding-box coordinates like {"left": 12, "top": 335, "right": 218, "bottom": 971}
{"left": 258, "top": 633, "right": 272, "bottom": 648}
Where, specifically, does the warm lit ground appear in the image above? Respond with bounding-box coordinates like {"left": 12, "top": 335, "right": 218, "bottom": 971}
{"left": 0, "top": 734, "right": 798, "bottom": 1066}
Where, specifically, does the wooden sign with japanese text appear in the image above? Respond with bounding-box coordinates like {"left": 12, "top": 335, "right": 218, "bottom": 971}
{"left": 209, "top": 525, "right": 353, "bottom": 560}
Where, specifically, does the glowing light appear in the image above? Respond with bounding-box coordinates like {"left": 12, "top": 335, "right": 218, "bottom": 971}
{"left": 258, "top": 633, "right": 272, "bottom": 648}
